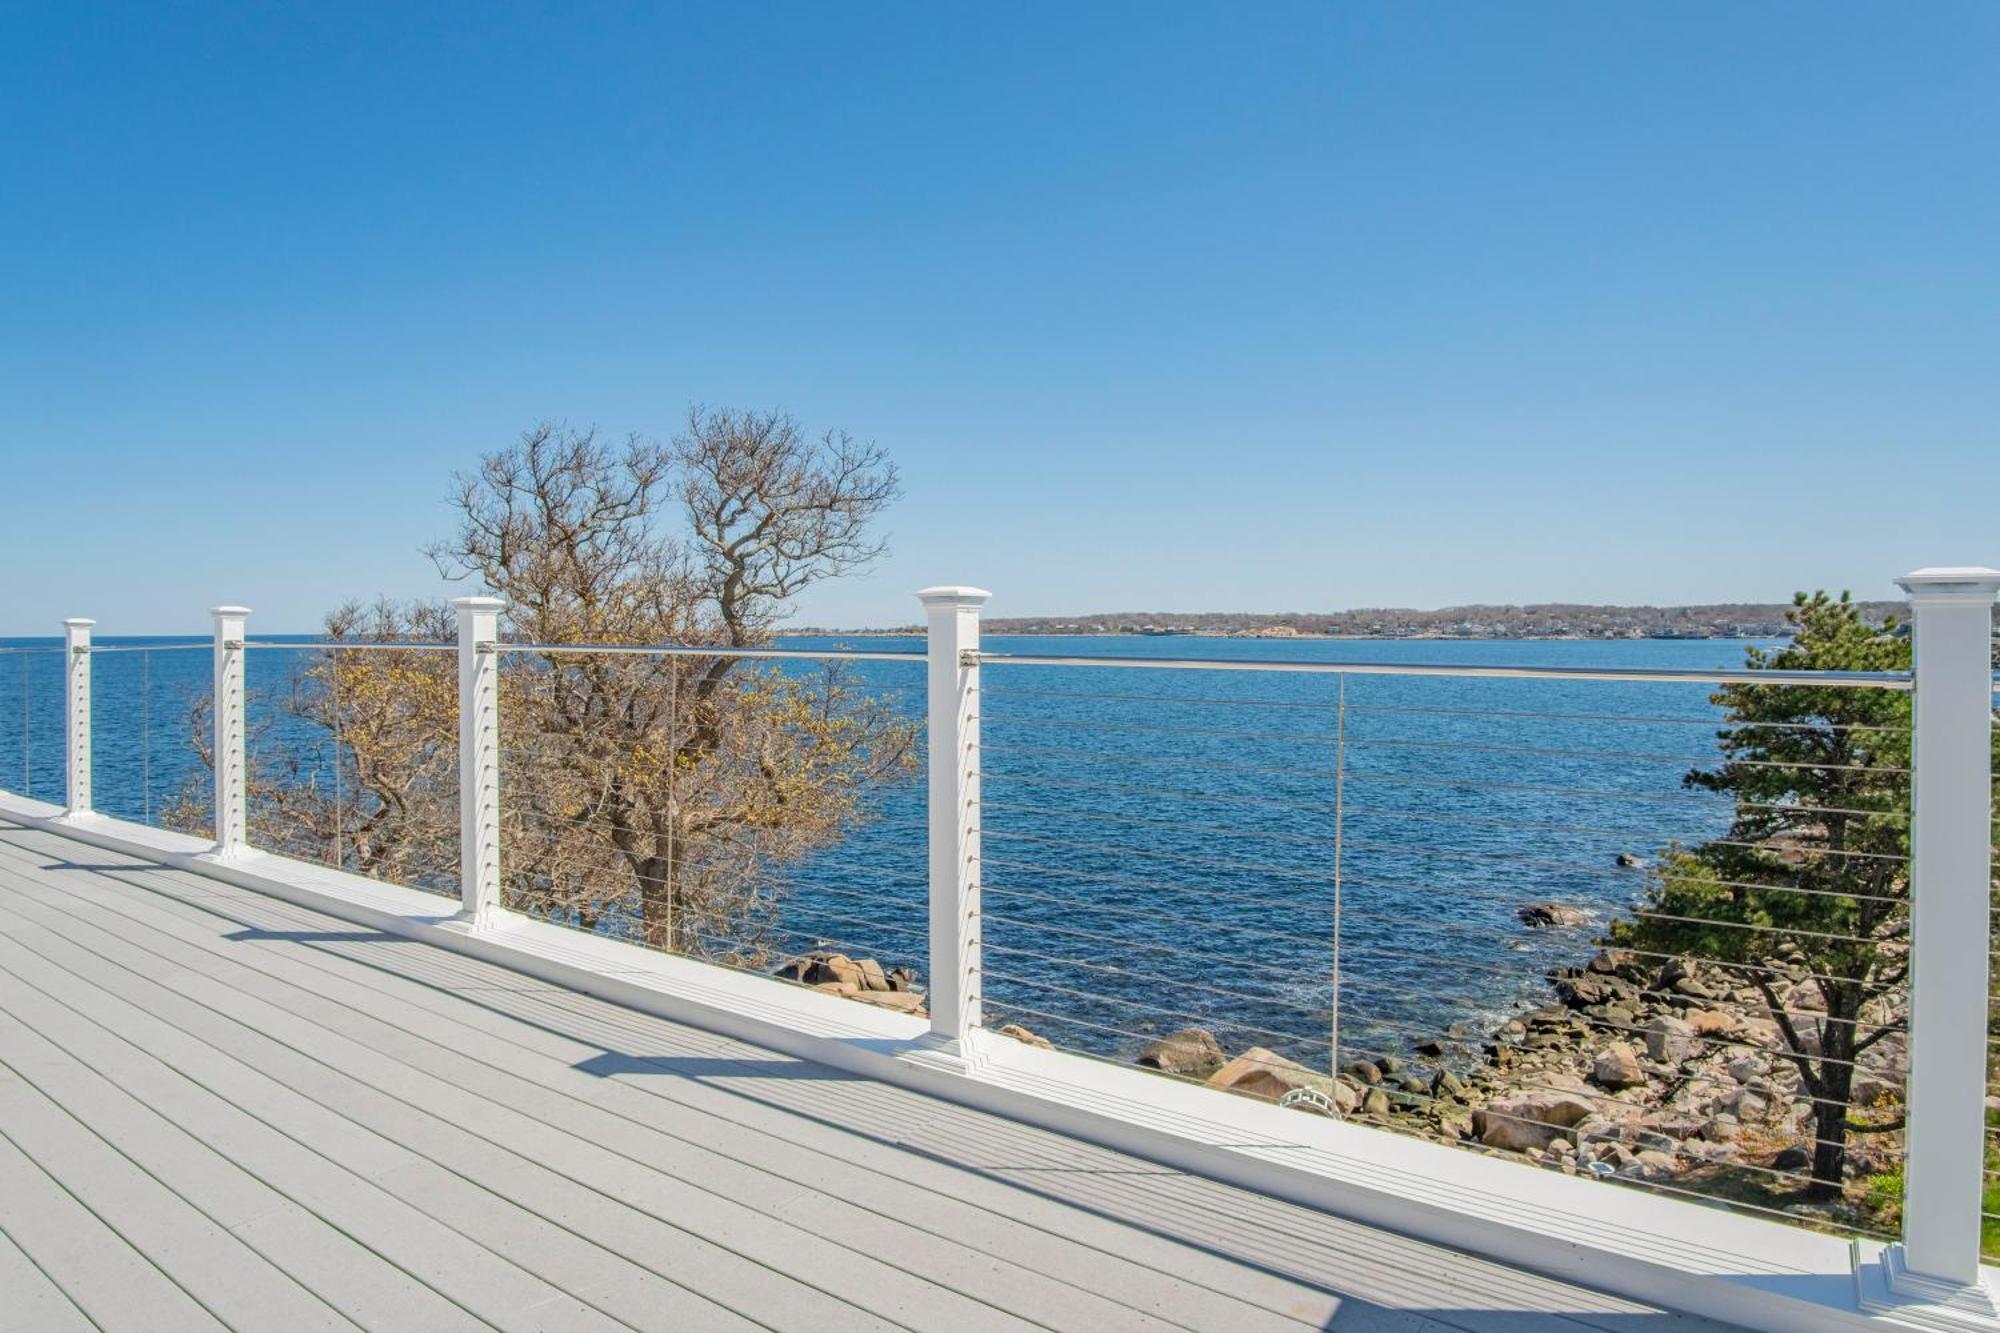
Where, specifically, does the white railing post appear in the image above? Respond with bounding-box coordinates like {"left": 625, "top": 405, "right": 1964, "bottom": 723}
{"left": 61, "top": 618, "right": 94, "bottom": 818}
{"left": 207, "top": 606, "right": 251, "bottom": 858}
{"left": 453, "top": 596, "right": 505, "bottom": 928}
{"left": 917, "top": 586, "right": 990, "bottom": 1064}
{"left": 1871, "top": 566, "right": 2000, "bottom": 1320}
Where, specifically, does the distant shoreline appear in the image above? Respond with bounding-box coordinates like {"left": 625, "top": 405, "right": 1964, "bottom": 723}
{"left": 793, "top": 598, "right": 1910, "bottom": 642}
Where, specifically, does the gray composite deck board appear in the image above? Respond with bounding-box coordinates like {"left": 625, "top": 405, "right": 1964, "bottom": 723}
{"left": 0, "top": 1224, "right": 94, "bottom": 1333}
{"left": 0, "top": 821, "right": 1744, "bottom": 1333}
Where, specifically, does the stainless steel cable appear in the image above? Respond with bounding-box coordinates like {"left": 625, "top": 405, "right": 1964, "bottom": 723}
{"left": 979, "top": 983, "right": 1329, "bottom": 1049}
{"left": 1339, "top": 768, "right": 1910, "bottom": 820}
{"left": 20, "top": 652, "right": 29, "bottom": 797}
{"left": 988, "top": 714, "right": 1339, "bottom": 744}
{"left": 1331, "top": 672, "right": 1345, "bottom": 1079}
{"left": 239, "top": 640, "right": 457, "bottom": 653}
{"left": 979, "top": 741, "right": 1321, "bottom": 780}
{"left": 498, "top": 642, "right": 926, "bottom": 664}
{"left": 1339, "top": 701, "right": 1911, "bottom": 733}
{"left": 982, "top": 827, "right": 1336, "bottom": 883}
{"left": 1344, "top": 734, "right": 1909, "bottom": 774}
{"left": 330, "top": 651, "right": 344, "bottom": 871}
{"left": 983, "top": 685, "right": 1342, "bottom": 712}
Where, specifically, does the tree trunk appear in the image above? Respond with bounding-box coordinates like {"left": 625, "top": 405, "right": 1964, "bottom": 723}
{"left": 635, "top": 855, "right": 679, "bottom": 955}
{"left": 1805, "top": 985, "right": 1864, "bottom": 1201}
{"left": 1806, "top": 1091, "right": 1849, "bottom": 1201}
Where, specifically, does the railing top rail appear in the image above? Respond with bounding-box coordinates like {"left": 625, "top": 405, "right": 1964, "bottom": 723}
{"left": 491, "top": 642, "right": 926, "bottom": 664}
{"left": 972, "top": 650, "right": 1915, "bottom": 689}
{"left": 0, "top": 645, "right": 66, "bottom": 655}
{"left": 81, "top": 642, "right": 212, "bottom": 653}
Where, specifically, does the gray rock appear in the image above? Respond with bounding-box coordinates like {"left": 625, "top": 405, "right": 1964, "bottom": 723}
{"left": 1644, "top": 1014, "right": 1698, "bottom": 1064}
{"left": 1725, "top": 1054, "right": 1765, "bottom": 1084}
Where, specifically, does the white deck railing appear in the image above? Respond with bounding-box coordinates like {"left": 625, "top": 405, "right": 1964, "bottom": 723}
{"left": 4, "top": 565, "right": 1997, "bottom": 1333}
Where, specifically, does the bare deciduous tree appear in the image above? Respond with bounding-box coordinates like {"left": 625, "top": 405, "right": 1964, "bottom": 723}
{"left": 179, "top": 409, "right": 917, "bottom": 967}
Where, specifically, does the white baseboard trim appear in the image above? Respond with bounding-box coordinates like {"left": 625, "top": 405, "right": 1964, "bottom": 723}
{"left": 5, "top": 798, "right": 1988, "bottom": 1333}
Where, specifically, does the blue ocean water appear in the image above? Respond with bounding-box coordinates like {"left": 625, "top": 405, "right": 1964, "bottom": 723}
{"left": 0, "top": 632, "right": 1758, "bottom": 1073}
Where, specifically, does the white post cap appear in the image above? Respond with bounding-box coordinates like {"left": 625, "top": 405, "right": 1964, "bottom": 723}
{"left": 209, "top": 605, "right": 253, "bottom": 618}
{"left": 916, "top": 586, "right": 992, "bottom": 608}
{"left": 1896, "top": 567, "right": 2000, "bottom": 598}
{"left": 62, "top": 618, "right": 96, "bottom": 628}
{"left": 450, "top": 596, "right": 508, "bottom": 612}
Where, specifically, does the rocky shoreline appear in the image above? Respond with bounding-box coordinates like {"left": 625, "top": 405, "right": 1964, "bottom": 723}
{"left": 1106, "top": 935, "right": 1899, "bottom": 1203}
{"left": 773, "top": 950, "right": 927, "bottom": 1014}
{"left": 777, "top": 919, "right": 1905, "bottom": 1209}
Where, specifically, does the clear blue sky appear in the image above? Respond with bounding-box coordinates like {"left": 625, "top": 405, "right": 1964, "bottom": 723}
{"left": 3, "top": 3, "right": 1995, "bottom": 632}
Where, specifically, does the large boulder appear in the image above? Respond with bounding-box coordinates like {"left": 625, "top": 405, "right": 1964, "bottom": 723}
{"left": 802, "top": 954, "right": 866, "bottom": 987}
{"left": 1209, "top": 1047, "right": 1352, "bottom": 1110}
{"left": 1137, "top": 1028, "right": 1225, "bottom": 1076}
{"left": 1473, "top": 1087, "right": 1597, "bottom": 1152}
{"left": 852, "top": 957, "right": 891, "bottom": 992}
{"left": 1591, "top": 1043, "right": 1645, "bottom": 1090}
{"left": 1517, "top": 902, "right": 1589, "bottom": 929}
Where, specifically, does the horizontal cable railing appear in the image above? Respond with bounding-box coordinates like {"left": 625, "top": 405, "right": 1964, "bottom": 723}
{"left": 974, "top": 649, "right": 1915, "bottom": 688}
{"left": 493, "top": 639, "right": 927, "bottom": 1010}
{"left": 239, "top": 640, "right": 462, "bottom": 896}
{"left": 5, "top": 580, "right": 1992, "bottom": 1302}
{"left": 87, "top": 642, "right": 210, "bottom": 831}
{"left": 0, "top": 645, "right": 64, "bottom": 803}
{"left": 973, "top": 652, "right": 1916, "bottom": 1247}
